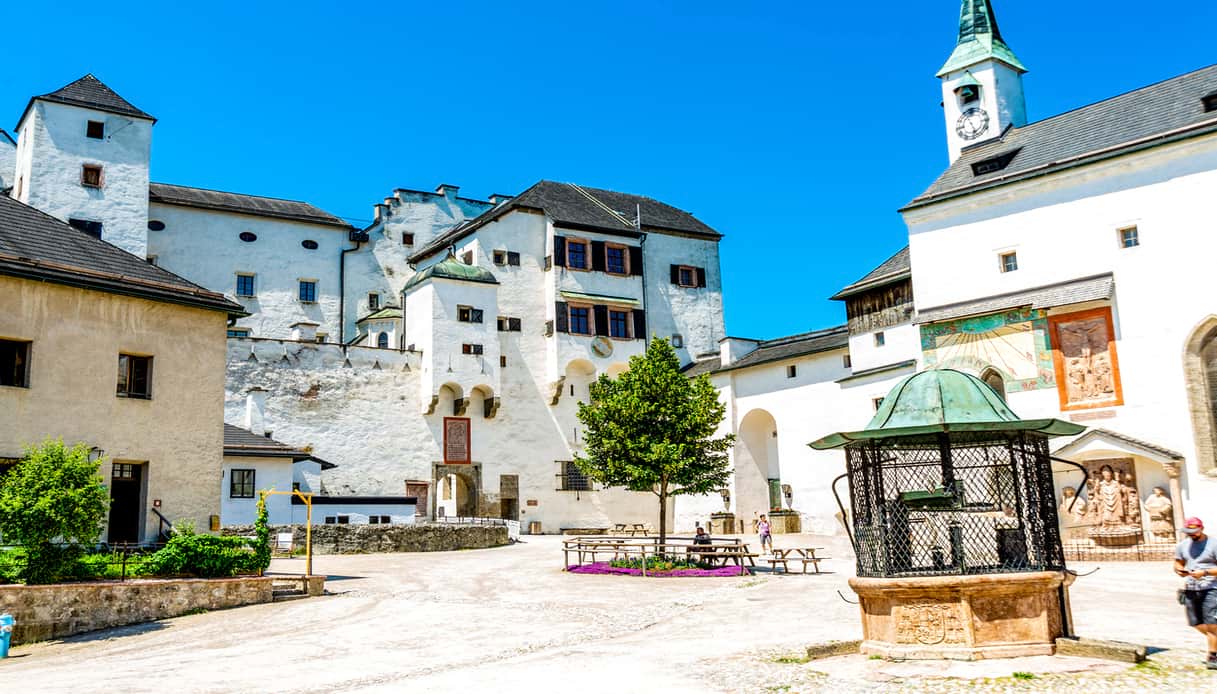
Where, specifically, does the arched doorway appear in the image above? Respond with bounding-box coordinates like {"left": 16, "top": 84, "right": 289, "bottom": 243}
{"left": 980, "top": 367, "right": 1006, "bottom": 401}
{"left": 736, "top": 409, "right": 781, "bottom": 520}
{"left": 434, "top": 467, "right": 479, "bottom": 519}
{"left": 1184, "top": 317, "right": 1217, "bottom": 474}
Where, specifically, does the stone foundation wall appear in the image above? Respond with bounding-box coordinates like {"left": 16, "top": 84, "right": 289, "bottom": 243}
{"left": 0, "top": 576, "right": 275, "bottom": 645}
{"left": 222, "top": 523, "right": 509, "bottom": 554}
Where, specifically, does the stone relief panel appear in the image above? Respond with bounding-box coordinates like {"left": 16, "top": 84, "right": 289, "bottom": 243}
{"left": 893, "top": 602, "right": 966, "bottom": 645}
{"left": 920, "top": 308, "right": 1055, "bottom": 392}
{"left": 1048, "top": 307, "right": 1123, "bottom": 411}
{"left": 1059, "top": 458, "right": 1146, "bottom": 547}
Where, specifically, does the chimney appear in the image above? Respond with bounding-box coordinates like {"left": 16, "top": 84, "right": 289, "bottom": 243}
{"left": 245, "top": 387, "right": 268, "bottom": 436}
{"left": 435, "top": 183, "right": 460, "bottom": 200}
{"left": 719, "top": 337, "right": 760, "bottom": 368}
{"left": 489, "top": 193, "right": 514, "bottom": 206}
{"left": 291, "top": 321, "right": 319, "bottom": 342}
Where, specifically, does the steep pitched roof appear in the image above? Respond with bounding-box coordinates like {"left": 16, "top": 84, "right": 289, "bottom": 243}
{"left": 908, "top": 64, "right": 1217, "bottom": 210}
{"left": 916, "top": 273, "right": 1113, "bottom": 324}
{"left": 410, "top": 180, "right": 721, "bottom": 263}
{"left": 149, "top": 183, "right": 351, "bottom": 229}
{"left": 831, "top": 246, "right": 910, "bottom": 300}
{"left": 938, "top": 0, "right": 1026, "bottom": 76}
{"left": 713, "top": 325, "right": 850, "bottom": 374}
{"left": 223, "top": 423, "right": 335, "bottom": 468}
{"left": 0, "top": 194, "right": 243, "bottom": 316}
{"left": 20, "top": 74, "right": 155, "bottom": 126}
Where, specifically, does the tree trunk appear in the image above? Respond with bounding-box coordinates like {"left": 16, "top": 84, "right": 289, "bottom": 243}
{"left": 658, "top": 479, "right": 668, "bottom": 554}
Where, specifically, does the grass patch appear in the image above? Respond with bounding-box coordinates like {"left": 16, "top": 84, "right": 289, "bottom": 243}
{"left": 1133, "top": 659, "right": 1165, "bottom": 674}
{"left": 1012, "top": 671, "right": 1036, "bottom": 680}
{"left": 868, "top": 655, "right": 884, "bottom": 660}
{"left": 181, "top": 607, "right": 209, "bottom": 616}
{"left": 772, "top": 654, "right": 811, "bottom": 665}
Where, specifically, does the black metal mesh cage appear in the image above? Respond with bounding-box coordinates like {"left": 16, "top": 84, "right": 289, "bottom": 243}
{"left": 846, "top": 430, "right": 1065, "bottom": 578}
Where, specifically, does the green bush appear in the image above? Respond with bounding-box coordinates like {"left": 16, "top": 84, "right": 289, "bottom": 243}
{"left": 139, "top": 530, "right": 261, "bottom": 579}
{"left": 251, "top": 494, "right": 271, "bottom": 574}
{"left": 71, "top": 551, "right": 152, "bottom": 580}
{"left": 0, "top": 440, "right": 110, "bottom": 584}
{"left": 0, "top": 547, "right": 26, "bottom": 584}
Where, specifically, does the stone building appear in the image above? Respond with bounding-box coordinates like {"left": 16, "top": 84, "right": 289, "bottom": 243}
{"left": 0, "top": 193, "right": 243, "bottom": 543}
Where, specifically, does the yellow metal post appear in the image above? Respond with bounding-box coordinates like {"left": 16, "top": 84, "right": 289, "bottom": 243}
{"left": 257, "top": 490, "right": 314, "bottom": 578}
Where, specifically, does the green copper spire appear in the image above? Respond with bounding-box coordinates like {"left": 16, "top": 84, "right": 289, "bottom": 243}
{"left": 937, "top": 0, "right": 1027, "bottom": 77}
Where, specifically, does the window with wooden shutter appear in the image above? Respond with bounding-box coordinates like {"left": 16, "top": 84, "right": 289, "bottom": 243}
{"left": 553, "top": 236, "right": 567, "bottom": 266}
{"left": 696, "top": 267, "right": 707, "bottom": 287}
{"left": 632, "top": 310, "right": 646, "bottom": 340}
{"left": 629, "top": 247, "right": 643, "bottom": 275}
{"left": 593, "top": 305, "right": 609, "bottom": 336}
{"left": 81, "top": 164, "right": 103, "bottom": 188}
{"left": 591, "top": 241, "right": 606, "bottom": 272}
{"left": 471, "top": 309, "right": 484, "bottom": 323}
{"left": 554, "top": 302, "right": 569, "bottom": 333}
{"left": 497, "top": 317, "right": 508, "bottom": 332}
{"left": 670, "top": 264, "right": 681, "bottom": 284}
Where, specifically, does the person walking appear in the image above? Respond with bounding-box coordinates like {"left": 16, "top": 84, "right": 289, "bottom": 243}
{"left": 1174, "top": 517, "right": 1217, "bottom": 669}
{"left": 758, "top": 514, "right": 773, "bottom": 555}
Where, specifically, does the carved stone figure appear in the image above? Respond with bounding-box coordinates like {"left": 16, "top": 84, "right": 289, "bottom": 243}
{"left": 1058, "top": 487, "right": 1090, "bottom": 539}
{"left": 1123, "top": 473, "right": 1141, "bottom": 529}
{"left": 1143, "top": 487, "right": 1175, "bottom": 541}
{"left": 1095, "top": 466, "right": 1127, "bottom": 526}
{"left": 1057, "top": 315, "right": 1117, "bottom": 407}
{"left": 1086, "top": 462, "right": 1142, "bottom": 546}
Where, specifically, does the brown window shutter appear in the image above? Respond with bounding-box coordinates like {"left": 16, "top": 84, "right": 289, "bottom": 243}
{"left": 629, "top": 246, "right": 643, "bottom": 276}
{"left": 591, "top": 241, "right": 606, "bottom": 272}
{"left": 545, "top": 320, "right": 554, "bottom": 336}
{"left": 555, "top": 301, "right": 569, "bottom": 333}
{"left": 632, "top": 309, "right": 646, "bottom": 340}
{"left": 696, "top": 267, "right": 707, "bottom": 288}
{"left": 670, "top": 265, "right": 680, "bottom": 284}
{"left": 593, "top": 305, "right": 609, "bottom": 336}
{"left": 553, "top": 236, "right": 566, "bottom": 267}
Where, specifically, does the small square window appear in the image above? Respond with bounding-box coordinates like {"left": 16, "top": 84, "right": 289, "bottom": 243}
{"left": 402, "top": 232, "right": 414, "bottom": 245}
{"left": 369, "top": 515, "right": 380, "bottom": 524}
{"left": 81, "top": 164, "right": 103, "bottom": 188}
{"left": 1119, "top": 227, "right": 1140, "bottom": 248}
{"left": 507, "top": 251, "right": 521, "bottom": 267}
{"left": 786, "top": 364, "right": 797, "bottom": 379}
{"left": 608, "top": 310, "right": 630, "bottom": 338}
{"left": 678, "top": 266, "right": 696, "bottom": 287}
{"left": 843, "top": 354, "right": 852, "bottom": 368}
{"left": 500, "top": 355, "right": 507, "bottom": 368}
{"left": 337, "top": 515, "right": 350, "bottom": 524}
{"left": 227, "top": 328, "right": 250, "bottom": 338}
{"left": 605, "top": 245, "right": 628, "bottom": 274}
{"left": 315, "top": 334, "right": 328, "bottom": 344}
{"left": 874, "top": 332, "right": 885, "bottom": 347}
{"left": 325, "top": 516, "right": 336, "bottom": 524}
{"left": 671, "top": 334, "right": 683, "bottom": 348}
{"left": 999, "top": 251, "right": 1018, "bottom": 273}
{"left": 368, "top": 293, "right": 380, "bottom": 310}
{"left": 116, "top": 354, "right": 152, "bottom": 399}
{"left": 0, "top": 339, "right": 31, "bottom": 388}
{"left": 462, "top": 343, "right": 484, "bottom": 355}
{"left": 299, "top": 280, "right": 317, "bottom": 303}
{"left": 230, "top": 469, "right": 255, "bottom": 499}
{"left": 86, "top": 120, "right": 105, "bottom": 139}
{"left": 236, "top": 274, "right": 256, "bottom": 297}
{"left": 458, "top": 306, "right": 483, "bottom": 323}
{"left": 493, "top": 250, "right": 507, "bottom": 266}
{"left": 145, "top": 256, "right": 158, "bottom": 266}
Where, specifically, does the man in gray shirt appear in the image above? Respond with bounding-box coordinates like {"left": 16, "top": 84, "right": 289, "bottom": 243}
{"left": 1174, "top": 516, "right": 1217, "bottom": 669}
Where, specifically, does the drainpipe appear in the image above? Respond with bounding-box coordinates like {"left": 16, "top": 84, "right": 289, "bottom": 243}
{"left": 339, "top": 228, "right": 368, "bottom": 345}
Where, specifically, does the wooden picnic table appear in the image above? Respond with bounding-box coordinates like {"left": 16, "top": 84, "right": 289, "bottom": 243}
{"left": 610, "top": 523, "right": 651, "bottom": 536}
{"left": 766, "top": 547, "right": 828, "bottom": 574}
{"left": 687, "top": 543, "right": 757, "bottom": 569}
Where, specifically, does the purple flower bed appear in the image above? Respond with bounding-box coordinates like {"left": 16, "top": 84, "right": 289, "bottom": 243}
{"left": 568, "top": 562, "right": 747, "bottom": 577}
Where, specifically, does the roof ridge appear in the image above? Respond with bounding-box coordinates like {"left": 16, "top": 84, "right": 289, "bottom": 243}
{"left": 759, "top": 324, "right": 848, "bottom": 347}
{"left": 566, "top": 182, "right": 634, "bottom": 227}
{"left": 150, "top": 181, "right": 328, "bottom": 208}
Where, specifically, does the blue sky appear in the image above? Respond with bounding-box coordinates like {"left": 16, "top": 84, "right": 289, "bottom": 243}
{"left": 5, "top": 1, "right": 1215, "bottom": 339}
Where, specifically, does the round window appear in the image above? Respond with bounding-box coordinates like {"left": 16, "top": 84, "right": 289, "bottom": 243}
{"left": 239, "top": 232, "right": 257, "bottom": 242}
{"left": 147, "top": 220, "right": 166, "bottom": 231}
{"left": 301, "top": 239, "right": 319, "bottom": 250}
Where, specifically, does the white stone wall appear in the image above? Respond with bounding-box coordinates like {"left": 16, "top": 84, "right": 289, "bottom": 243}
{"left": 17, "top": 102, "right": 152, "bottom": 257}
{"left": 642, "top": 231, "right": 726, "bottom": 362}
{"left": 847, "top": 322, "right": 920, "bottom": 373}
{"left": 904, "top": 133, "right": 1217, "bottom": 514}
{"left": 147, "top": 203, "right": 349, "bottom": 340}
{"left": 0, "top": 135, "right": 15, "bottom": 190}
{"left": 940, "top": 61, "right": 1026, "bottom": 163}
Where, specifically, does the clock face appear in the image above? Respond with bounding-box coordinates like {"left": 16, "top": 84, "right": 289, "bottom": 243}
{"left": 956, "top": 107, "right": 990, "bottom": 141}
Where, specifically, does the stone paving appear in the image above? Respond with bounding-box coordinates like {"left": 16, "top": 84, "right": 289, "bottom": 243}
{"left": 3, "top": 534, "right": 1213, "bottom": 692}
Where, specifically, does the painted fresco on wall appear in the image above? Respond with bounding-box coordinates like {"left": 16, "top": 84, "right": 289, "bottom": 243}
{"left": 920, "top": 308, "right": 1055, "bottom": 391}
{"left": 1048, "top": 307, "right": 1123, "bottom": 411}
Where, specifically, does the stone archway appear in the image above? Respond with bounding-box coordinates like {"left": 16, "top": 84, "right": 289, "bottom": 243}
{"left": 431, "top": 462, "right": 482, "bottom": 519}
{"left": 1183, "top": 316, "right": 1217, "bottom": 474}
{"left": 736, "top": 409, "right": 781, "bottom": 521}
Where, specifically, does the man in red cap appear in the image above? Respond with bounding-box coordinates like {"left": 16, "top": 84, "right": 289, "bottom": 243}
{"left": 1174, "top": 516, "right": 1217, "bottom": 668}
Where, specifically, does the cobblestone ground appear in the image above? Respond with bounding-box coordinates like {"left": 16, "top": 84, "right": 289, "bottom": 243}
{"left": 4, "top": 534, "right": 1214, "bottom": 692}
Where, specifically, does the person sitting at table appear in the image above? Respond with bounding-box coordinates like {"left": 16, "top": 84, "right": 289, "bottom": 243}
{"left": 693, "top": 525, "right": 712, "bottom": 546}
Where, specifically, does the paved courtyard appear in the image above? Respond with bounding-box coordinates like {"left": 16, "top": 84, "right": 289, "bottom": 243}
{"left": 4, "top": 534, "right": 1213, "bottom": 692}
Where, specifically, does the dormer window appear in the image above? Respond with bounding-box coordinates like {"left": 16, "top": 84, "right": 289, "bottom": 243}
{"left": 971, "top": 148, "right": 1022, "bottom": 176}
{"left": 1204, "top": 91, "right": 1217, "bottom": 113}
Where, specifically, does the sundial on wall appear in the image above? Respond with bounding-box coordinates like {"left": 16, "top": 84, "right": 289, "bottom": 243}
{"left": 591, "top": 336, "right": 613, "bottom": 358}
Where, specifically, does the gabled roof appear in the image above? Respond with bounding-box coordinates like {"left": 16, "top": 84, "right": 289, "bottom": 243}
{"left": 938, "top": 0, "right": 1026, "bottom": 76}
{"left": 149, "top": 183, "right": 351, "bottom": 229}
{"left": 223, "top": 423, "right": 335, "bottom": 468}
{"left": 908, "top": 64, "right": 1217, "bottom": 210}
{"left": 916, "top": 273, "right": 1113, "bottom": 324}
{"left": 20, "top": 74, "right": 155, "bottom": 127}
{"left": 356, "top": 306, "right": 403, "bottom": 324}
{"left": 402, "top": 251, "right": 499, "bottom": 292}
{"left": 831, "top": 246, "right": 910, "bottom": 300}
{"left": 0, "top": 194, "right": 244, "bottom": 316}
{"left": 410, "top": 180, "right": 722, "bottom": 263}
{"left": 1053, "top": 427, "right": 1184, "bottom": 462}
{"left": 712, "top": 325, "right": 849, "bottom": 375}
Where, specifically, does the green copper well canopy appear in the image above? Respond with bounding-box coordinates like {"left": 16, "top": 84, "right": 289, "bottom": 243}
{"left": 809, "top": 369, "right": 1083, "bottom": 450}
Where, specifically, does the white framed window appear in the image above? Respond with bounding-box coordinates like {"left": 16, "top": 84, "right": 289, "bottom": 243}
{"left": 999, "top": 251, "right": 1019, "bottom": 273}
{"left": 236, "top": 274, "right": 256, "bottom": 297}
{"left": 298, "top": 280, "right": 318, "bottom": 303}
{"left": 873, "top": 331, "right": 885, "bottom": 347}
{"left": 1118, "top": 226, "right": 1140, "bottom": 248}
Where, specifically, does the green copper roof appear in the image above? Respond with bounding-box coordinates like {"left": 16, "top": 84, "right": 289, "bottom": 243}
{"left": 355, "top": 305, "right": 403, "bottom": 324}
{"left": 809, "top": 369, "right": 1084, "bottom": 449}
{"left": 402, "top": 251, "right": 499, "bottom": 292}
{"left": 937, "top": 0, "right": 1026, "bottom": 77}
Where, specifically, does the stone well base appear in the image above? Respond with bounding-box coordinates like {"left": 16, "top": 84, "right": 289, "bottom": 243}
{"left": 849, "top": 571, "right": 1074, "bottom": 661}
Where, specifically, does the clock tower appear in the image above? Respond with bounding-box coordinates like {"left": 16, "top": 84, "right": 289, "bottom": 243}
{"left": 938, "top": 0, "right": 1027, "bottom": 163}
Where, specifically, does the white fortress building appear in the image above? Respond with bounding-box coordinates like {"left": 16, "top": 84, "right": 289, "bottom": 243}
{"left": 5, "top": 0, "right": 1217, "bottom": 544}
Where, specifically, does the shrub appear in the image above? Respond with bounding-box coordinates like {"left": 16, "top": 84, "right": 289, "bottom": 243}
{"left": 0, "top": 440, "right": 109, "bottom": 584}
{"left": 251, "top": 494, "right": 271, "bottom": 574}
{"left": 139, "top": 529, "right": 261, "bottom": 579}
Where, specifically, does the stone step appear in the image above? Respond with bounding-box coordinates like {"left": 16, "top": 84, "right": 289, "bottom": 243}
{"left": 272, "top": 591, "right": 308, "bottom": 602}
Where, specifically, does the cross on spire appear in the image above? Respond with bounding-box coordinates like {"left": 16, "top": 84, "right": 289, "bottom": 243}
{"left": 937, "top": 0, "right": 1026, "bottom": 77}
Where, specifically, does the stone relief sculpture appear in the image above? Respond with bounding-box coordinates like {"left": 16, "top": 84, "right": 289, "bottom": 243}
{"left": 1051, "top": 310, "right": 1122, "bottom": 409}
{"left": 1084, "top": 461, "right": 1142, "bottom": 546}
{"left": 1143, "top": 487, "right": 1175, "bottom": 541}
{"left": 1057, "top": 487, "right": 1090, "bottom": 540}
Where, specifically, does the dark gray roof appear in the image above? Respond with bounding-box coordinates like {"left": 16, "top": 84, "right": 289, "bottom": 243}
{"left": 907, "top": 64, "right": 1217, "bottom": 210}
{"left": 223, "top": 423, "right": 335, "bottom": 468}
{"left": 1054, "top": 427, "right": 1184, "bottom": 462}
{"left": 713, "top": 325, "right": 849, "bottom": 374}
{"left": 411, "top": 180, "right": 721, "bottom": 263}
{"left": 916, "top": 273, "right": 1113, "bottom": 324}
{"left": 21, "top": 74, "right": 154, "bottom": 126}
{"left": 681, "top": 355, "right": 721, "bottom": 378}
{"left": 0, "top": 194, "right": 243, "bottom": 316}
{"left": 149, "top": 183, "right": 351, "bottom": 229}
{"left": 831, "top": 246, "right": 910, "bottom": 300}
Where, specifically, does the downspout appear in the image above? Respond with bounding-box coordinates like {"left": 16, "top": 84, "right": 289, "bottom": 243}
{"left": 339, "top": 230, "right": 366, "bottom": 345}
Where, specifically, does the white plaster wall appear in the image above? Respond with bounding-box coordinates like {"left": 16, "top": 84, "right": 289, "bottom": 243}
{"left": 147, "top": 203, "right": 347, "bottom": 339}
{"left": 427, "top": 279, "right": 500, "bottom": 402}
{"left": 642, "top": 231, "right": 726, "bottom": 363}
{"left": 0, "top": 136, "right": 15, "bottom": 191}
{"left": 941, "top": 61, "right": 1026, "bottom": 162}
{"left": 220, "top": 456, "right": 294, "bottom": 525}
{"left": 904, "top": 134, "right": 1217, "bottom": 514}
{"left": 18, "top": 102, "right": 151, "bottom": 257}
{"left": 11, "top": 120, "right": 34, "bottom": 204}
{"left": 295, "top": 504, "right": 416, "bottom": 525}
{"left": 848, "top": 321, "right": 919, "bottom": 373}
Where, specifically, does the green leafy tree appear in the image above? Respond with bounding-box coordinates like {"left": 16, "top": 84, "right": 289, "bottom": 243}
{"left": 0, "top": 439, "right": 110, "bottom": 584}
{"left": 575, "top": 338, "right": 734, "bottom": 547}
